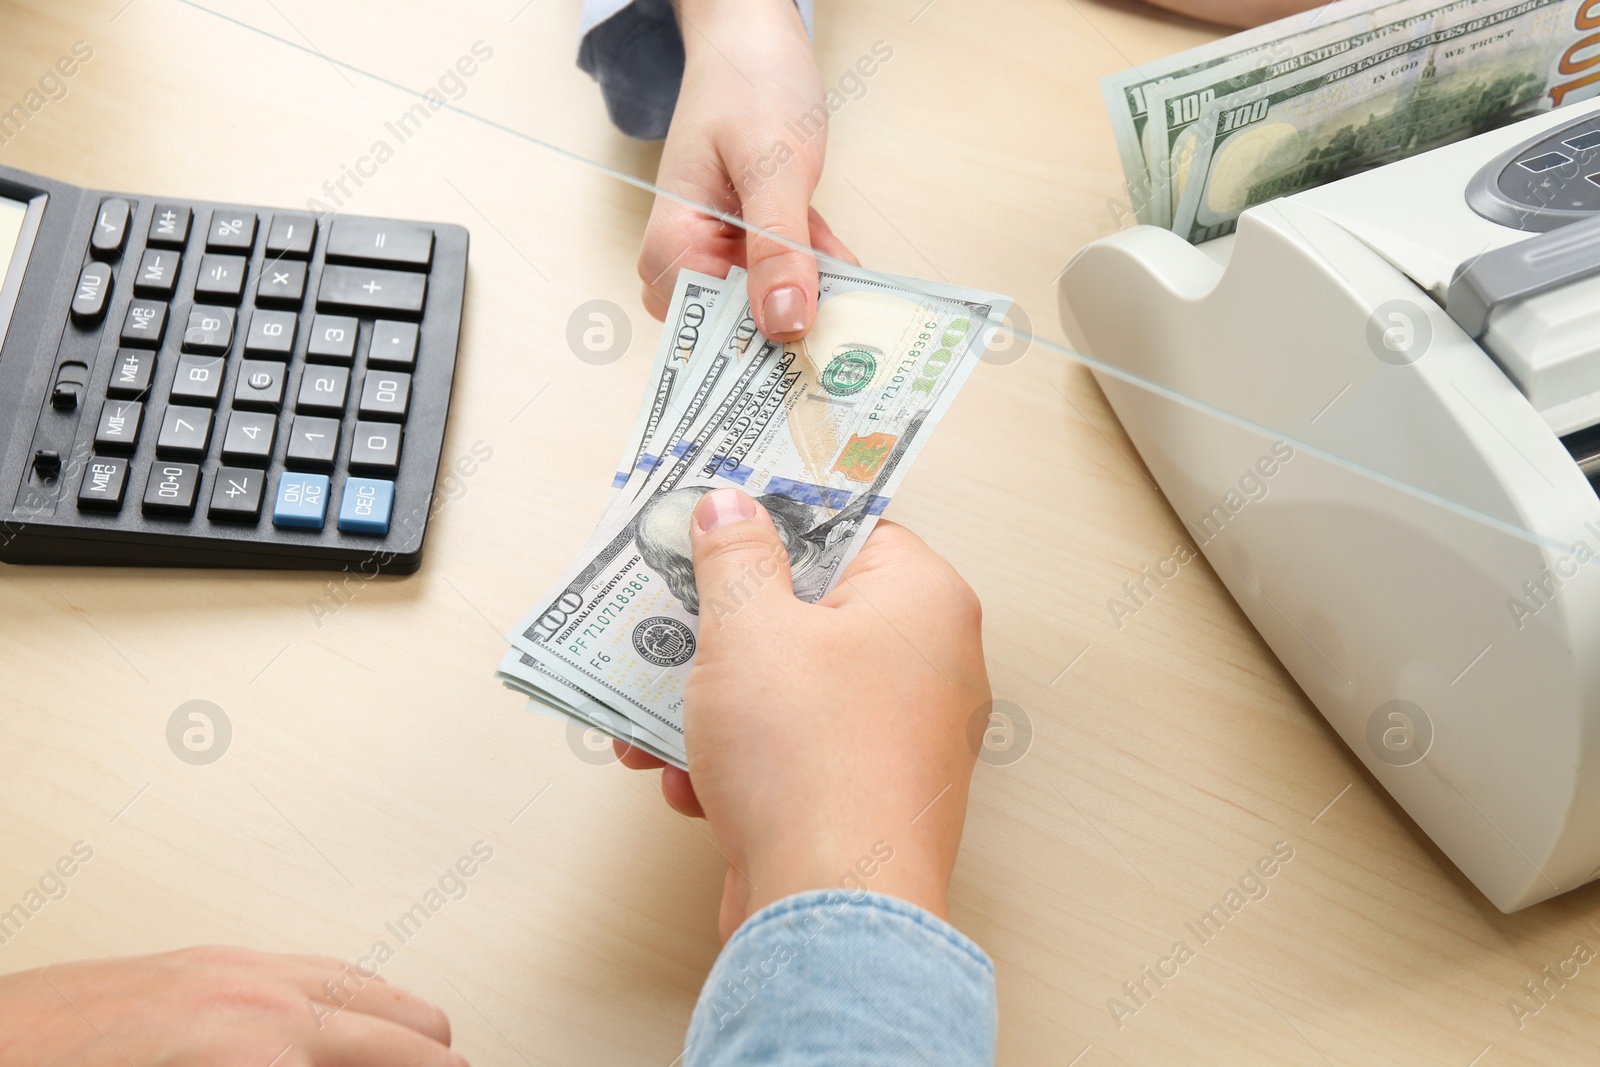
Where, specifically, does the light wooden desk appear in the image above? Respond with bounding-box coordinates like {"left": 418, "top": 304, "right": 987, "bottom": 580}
{"left": 1, "top": 0, "right": 1596, "bottom": 1063}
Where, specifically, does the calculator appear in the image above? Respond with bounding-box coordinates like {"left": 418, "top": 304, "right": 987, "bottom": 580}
{"left": 0, "top": 164, "right": 468, "bottom": 573}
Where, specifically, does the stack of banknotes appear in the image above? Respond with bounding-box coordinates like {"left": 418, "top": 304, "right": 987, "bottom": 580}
{"left": 498, "top": 265, "right": 1012, "bottom": 768}
{"left": 1105, "top": 0, "right": 1600, "bottom": 242}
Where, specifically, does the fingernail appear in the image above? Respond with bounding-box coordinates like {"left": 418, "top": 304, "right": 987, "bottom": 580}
{"left": 694, "top": 488, "right": 757, "bottom": 532}
{"left": 761, "top": 286, "right": 807, "bottom": 336}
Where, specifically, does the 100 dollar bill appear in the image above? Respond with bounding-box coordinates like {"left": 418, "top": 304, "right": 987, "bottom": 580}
{"left": 1167, "top": 0, "right": 1600, "bottom": 242}
{"left": 502, "top": 267, "right": 1010, "bottom": 763}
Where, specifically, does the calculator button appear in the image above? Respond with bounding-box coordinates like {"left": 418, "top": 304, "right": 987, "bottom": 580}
{"left": 148, "top": 204, "right": 192, "bottom": 249}
{"left": 337, "top": 477, "right": 395, "bottom": 534}
{"left": 234, "top": 359, "right": 286, "bottom": 410}
{"left": 245, "top": 309, "right": 298, "bottom": 359}
{"left": 327, "top": 218, "right": 433, "bottom": 270}
{"left": 142, "top": 462, "right": 201, "bottom": 517}
{"left": 207, "top": 211, "right": 257, "bottom": 253}
{"left": 77, "top": 456, "right": 129, "bottom": 511}
{"left": 265, "top": 214, "right": 317, "bottom": 259}
{"left": 297, "top": 366, "right": 349, "bottom": 415}
{"left": 221, "top": 410, "right": 277, "bottom": 466}
{"left": 134, "top": 249, "right": 181, "bottom": 298}
{"left": 358, "top": 371, "right": 411, "bottom": 421}
{"left": 70, "top": 262, "right": 113, "bottom": 324}
{"left": 209, "top": 466, "right": 265, "bottom": 521}
{"left": 94, "top": 400, "right": 143, "bottom": 452}
{"left": 120, "top": 300, "right": 168, "bottom": 347}
{"left": 182, "top": 306, "right": 236, "bottom": 355}
{"left": 349, "top": 421, "right": 402, "bottom": 476}
{"left": 285, "top": 415, "right": 340, "bottom": 471}
{"left": 107, "top": 349, "right": 156, "bottom": 398}
{"left": 318, "top": 265, "right": 427, "bottom": 318}
{"left": 90, "top": 199, "right": 131, "bottom": 260}
{"left": 195, "top": 254, "right": 248, "bottom": 304}
{"left": 369, "top": 321, "right": 419, "bottom": 369}
{"left": 156, "top": 405, "right": 213, "bottom": 459}
{"left": 306, "top": 315, "right": 359, "bottom": 364}
{"left": 257, "top": 259, "right": 308, "bottom": 307}
{"left": 273, "top": 472, "right": 330, "bottom": 529}
{"left": 170, "top": 354, "right": 226, "bottom": 406}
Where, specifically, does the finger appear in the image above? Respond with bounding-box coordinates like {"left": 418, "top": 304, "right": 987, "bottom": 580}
{"left": 807, "top": 207, "right": 859, "bottom": 268}
{"left": 308, "top": 1009, "right": 464, "bottom": 1067}
{"left": 298, "top": 967, "right": 451, "bottom": 1047}
{"left": 616, "top": 738, "right": 667, "bottom": 770}
{"left": 660, "top": 766, "right": 704, "bottom": 818}
{"left": 740, "top": 163, "right": 821, "bottom": 342}
{"left": 638, "top": 202, "right": 743, "bottom": 316}
{"left": 688, "top": 489, "right": 797, "bottom": 636}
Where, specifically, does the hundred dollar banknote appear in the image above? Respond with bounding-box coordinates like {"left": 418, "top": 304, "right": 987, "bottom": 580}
{"left": 1101, "top": 0, "right": 1396, "bottom": 225}
{"left": 1104, "top": 0, "right": 1600, "bottom": 240}
{"left": 500, "top": 266, "right": 1012, "bottom": 766}
{"left": 610, "top": 269, "right": 728, "bottom": 497}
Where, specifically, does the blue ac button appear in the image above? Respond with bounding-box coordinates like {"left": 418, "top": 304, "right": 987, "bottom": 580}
{"left": 272, "top": 472, "right": 330, "bottom": 529}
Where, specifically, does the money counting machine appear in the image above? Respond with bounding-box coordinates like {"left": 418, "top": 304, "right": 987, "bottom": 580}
{"left": 1059, "top": 99, "right": 1600, "bottom": 911}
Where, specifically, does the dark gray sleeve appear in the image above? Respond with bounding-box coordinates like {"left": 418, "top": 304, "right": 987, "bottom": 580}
{"left": 577, "top": 0, "right": 815, "bottom": 141}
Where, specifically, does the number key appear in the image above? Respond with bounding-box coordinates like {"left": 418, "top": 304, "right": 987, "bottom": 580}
{"left": 245, "top": 309, "right": 298, "bottom": 360}
{"left": 349, "top": 421, "right": 402, "bottom": 476}
{"left": 170, "top": 354, "right": 226, "bottom": 406}
{"left": 358, "top": 371, "right": 411, "bottom": 422}
{"left": 297, "top": 366, "right": 350, "bottom": 416}
{"left": 221, "top": 411, "right": 277, "bottom": 467}
{"left": 234, "top": 359, "right": 286, "bottom": 411}
{"left": 156, "top": 406, "right": 213, "bottom": 459}
{"left": 183, "top": 306, "right": 236, "bottom": 355}
{"left": 306, "top": 315, "right": 359, "bottom": 364}
{"left": 285, "top": 415, "right": 340, "bottom": 471}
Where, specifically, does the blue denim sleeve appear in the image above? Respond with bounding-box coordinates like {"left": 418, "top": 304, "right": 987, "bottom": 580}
{"left": 577, "top": 0, "right": 815, "bottom": 140}
{"left": 684, "top": 890, "right": 997, "bottom": 1066}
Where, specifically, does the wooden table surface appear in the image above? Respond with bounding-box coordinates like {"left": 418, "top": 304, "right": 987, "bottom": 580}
{"left": 2, "top": 0, "right": 1598, "bottom": 1063}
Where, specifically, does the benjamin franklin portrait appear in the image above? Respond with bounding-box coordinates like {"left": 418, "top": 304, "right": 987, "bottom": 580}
{"left": 633, "top": 486, "right": 859, "bottom": 613}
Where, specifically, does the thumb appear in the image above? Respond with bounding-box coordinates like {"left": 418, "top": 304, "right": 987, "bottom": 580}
{"left": 690, "top": 489, "right": 796, "bottom": 632}
{"left": 742, "top": 168, "right": 820, "bottom": 344}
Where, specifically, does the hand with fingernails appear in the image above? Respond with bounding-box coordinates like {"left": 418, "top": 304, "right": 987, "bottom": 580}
{"left": 616, "top": 488, "right": 992, "bottom": 942}
{"left": 0, "top": 946, "right": 465, "bottom": 1066}
{"left": 638, "top": 0, "right": 858, "bottom": 343}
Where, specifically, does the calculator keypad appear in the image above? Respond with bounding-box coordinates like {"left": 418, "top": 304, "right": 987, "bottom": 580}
{"left": 15, "top": 190, "right": 462, "bottom": 570}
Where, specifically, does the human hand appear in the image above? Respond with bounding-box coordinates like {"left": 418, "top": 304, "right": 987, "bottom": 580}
{"left": 638, "top": 0, "right": 857, "bottom": 342}
{"left": 1141, "top": 0, "right": 1325, "bottom": 27}
{"left": 0, "top": 946, "right": 463, "bottom": 1066}
{"left": 620, "top": 489, "right": 990, "bottom": 941}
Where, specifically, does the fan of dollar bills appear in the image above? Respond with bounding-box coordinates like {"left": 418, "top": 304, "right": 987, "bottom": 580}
{"left": 1105, "top": 0, "right": 1600, "bottom": 242}
{"left": 498, "top": 265, "right": 1012, "bottom": 768}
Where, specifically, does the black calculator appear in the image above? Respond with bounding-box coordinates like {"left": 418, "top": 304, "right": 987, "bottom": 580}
{"left": 0, "top": 164, "right": 468, "bottom": 573}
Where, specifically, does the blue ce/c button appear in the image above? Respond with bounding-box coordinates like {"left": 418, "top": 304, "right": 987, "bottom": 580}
{"left": 338, "top": 477, "right": 395, "bottom": 535}
{"left": 273, "top": 472, "right": 330, "bottom": 529}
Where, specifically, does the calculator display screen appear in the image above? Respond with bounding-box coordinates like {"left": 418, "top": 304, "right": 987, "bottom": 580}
{"left": 0, "top": 196, "right": 26, "bottom": 287}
